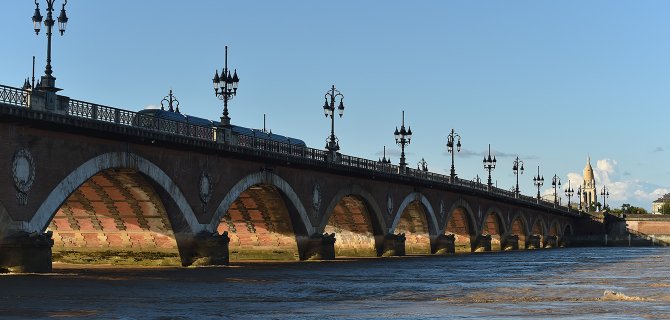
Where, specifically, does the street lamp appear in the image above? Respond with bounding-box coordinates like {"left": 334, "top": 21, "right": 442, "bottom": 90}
{"left": 446, "top": 129, "right": 461, "bottom": 181}
{"left": 379, "top": 146, "right": 391, "bottom": 165}
{"left": 417, "top": 158, "right": 428, "bottom": 172}
{"left": 533, "top": 166, "right": 544, "bottom": 203}
{"left": 394, "top": 111, "right": 412, "bottom": 172}
{"left": 322, "top": 85, "right": 345, "bottom": 152}
{"left": 512, "top": 156, "right": 524, "bottom": 198}
{"left": 601, "top": 186, "right": 610, "bottom": 210}
{"left": 212, "top": 46, "right": 240, "bottom": 127}
{"left": 161, "top": 89, "right": 180, "bottom": 113}
{"left": 577, "top": 185, "right": 583, "bottom": 211}
{"left": 482, "top": 144, "right": 496, "bottom": 189}
{"left": 32, "top": 0, "right": 69, "bottom": 92}
{"left": 551, "top": 174, "right": 562, "bottom": 206}
{"left": 565, "top": 180, "right": 574, "bottom": 210}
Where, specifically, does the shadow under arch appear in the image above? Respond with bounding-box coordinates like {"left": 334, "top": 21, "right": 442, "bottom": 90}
{"left": 321, "top": 185, "right": 386, "bottom": 257}
{"left": 390, "top": 192, "right": 438, "bottom": 255}
{"left": 481, "top": 207, "right": 507, "bottom": 251}
{"left": 29, "top": 152, "right": 202, "bottom": 235}
{"left": 211, "top": 171, "right": 314, "bottom": 260}
{"left": 444, "top": 199, "right": 478, "bottom": 253}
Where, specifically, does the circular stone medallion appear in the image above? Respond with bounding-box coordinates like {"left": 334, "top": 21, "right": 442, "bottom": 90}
{"left": 12, "top": 149, "right": 35, "bottom": 193}
{"left": 199, "top": 172, "right": 213, "bottom": 204}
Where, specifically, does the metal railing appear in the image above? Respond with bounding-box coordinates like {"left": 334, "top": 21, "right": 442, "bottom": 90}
{"left": 0, "top": 84, "right": 575, "bottom": 215}
{"left": 0, "top": 84, "right": 29, "bottom": 108}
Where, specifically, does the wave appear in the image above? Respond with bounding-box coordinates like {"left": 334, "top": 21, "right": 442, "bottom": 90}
{"left": 600, "top": 290, "right": 650, "bottom": 302}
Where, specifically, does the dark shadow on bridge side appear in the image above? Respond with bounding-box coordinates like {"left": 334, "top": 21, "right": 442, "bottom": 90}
{"left": 216, "top": 184, "right": 306, "bottom": 261}
{"left": 46, "top": 169, "right": 183, "bottom": 266}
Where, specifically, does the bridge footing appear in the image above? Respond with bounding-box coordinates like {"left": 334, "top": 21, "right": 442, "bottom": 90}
{"left": 543, "top": 235, "right": 558, "bottom": 248}
{"left": 473, "top": 234, "right": 492, "bottom": 252}
{"left": 433, "top": 234, "right": 455, "bottom": 254}
{"left": 526, "top": 235, "right": 542, "bottom": 249}
{"left": 502, "top": 234, "right": 519, "bottom": 251}
{"left": 381, "top": 233, "right": 406, "bottom": 257}
{"left": 0, "top": 231, "right": 54, "bottom": 273}
{"left": 180, "top": 231, "right": 230, "bottom": 267}
{"left": 301, "top": 233, "right": 336, "bottom": 260}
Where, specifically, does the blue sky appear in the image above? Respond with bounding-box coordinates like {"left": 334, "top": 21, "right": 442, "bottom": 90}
{"left": 2, "top": 1, "right": 669, "bottom": 209}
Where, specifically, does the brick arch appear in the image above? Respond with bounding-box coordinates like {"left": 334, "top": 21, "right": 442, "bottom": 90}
{"left": 481, "top": 206, "right": 507, "bottom": 235}
{"left": 563, "top": 223, "right": 574, "bottom": 236}
{"left": 390, "top": 192, "right": 438, "bottom": 236}
{"left": 531, "top": 216, "right": 548, "bottom": 237}
{"left": 509, "top": 211, "right": 529, "bottom": 237}
{"left": 445, "top": 199, "right": 477, "bottom": 233}
{"left": 210, "top": 171, "right": 314, "bottom": 236}
{"left": 321, "top": 185, "right": 386, "bottom": 257}
{"left": 28, "top": 152, "right": 202, "bottom": 234}
{"left": 390, "top": 192, "right": 438, "bottom": 255}
{"left": 445, "top": 199, "right": 478, "bottom": 253}
{"left": 481, "top": 207, "right": 506, "bottom": 251}
{"left": 319, "top": 185, "right": 386, "bottom": 233}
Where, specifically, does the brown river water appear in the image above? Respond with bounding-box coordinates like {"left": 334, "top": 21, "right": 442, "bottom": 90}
{"left": 1, "top": 247, "right": 669, "bottom": 319}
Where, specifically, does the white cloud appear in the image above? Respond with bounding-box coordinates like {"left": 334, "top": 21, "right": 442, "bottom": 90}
{"left": 566, "top": 158, "right": 670, "bottom": 209}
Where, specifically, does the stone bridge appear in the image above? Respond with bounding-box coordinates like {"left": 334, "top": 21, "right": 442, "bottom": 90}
{"left": 0, "top": 84, "right": 582, "bottom": 272}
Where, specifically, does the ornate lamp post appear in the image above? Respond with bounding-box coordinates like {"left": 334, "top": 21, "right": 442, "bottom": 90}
{"left": 577, "top": 185, "right": 583, "bottom": 211}
{"left": 482, "top": 144, "right": 497, "bottom": 189}
{"left": 32, "top": 0, "right": 69, "bottom": 92}
{"left": 551, "top": 174, "right": 562, "bottom": 206}
{"left": 417, "top": 158, "right": 428, "bottom": 172}
{"left": 446, "top": 129, "right": 461, "bottom": 181}
{"left": 601, "top": 185, "right": 610, "bottom": 210}
{"left": 512, "top": 156, "right": 524, "bottom": 198}
{"left": 533, "top": 166, "right": 544, "bottom": 203}
{"left": 161, "top": 89, "right": 180, "bottom": 113}
{"left": 394, "top": 111, "right": 412, "bottom": 173}
{"left": 565, "top": 180, "right": 574, "bottom": 210}
{"left": 379, "top": 146, "right": 391, "bottom": 165}
{"left": 322, "top": 85, "right": 345, "bottom": 152}
{"left": 212, "top": 46, "right": 240, "bottom": 127}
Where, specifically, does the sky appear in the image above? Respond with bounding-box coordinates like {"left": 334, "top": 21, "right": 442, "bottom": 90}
{"left": 1, "top": 1, "right": 669, "bottom": 210}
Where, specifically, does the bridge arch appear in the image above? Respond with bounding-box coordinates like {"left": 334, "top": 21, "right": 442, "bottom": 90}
{"left": 445, "top": 199, "right": 478, "bottom": 253}
{"left": 390, "top": 192, "right": 439, "bottom": 255}
{"left": 563, "top": 223, "right": 574, "bottom": 236}
{"left": 211, "top": 171, "right": 314, "bottom": 260}
{"left": 509, "top": 211, "right": 529, "bottom": 249}
{"left": 321, "top": 185, "right": 386, "bottom": 257}
{"left": 29, "top": 152, "right": 202, "bottom": 234}
{"left": 481, "top": 207, "right": 507, "bottom": 251}
{"left": 210, "top": 171, "right": 313, "bottom": 234}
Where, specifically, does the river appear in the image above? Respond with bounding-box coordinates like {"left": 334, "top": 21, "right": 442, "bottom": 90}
{"left": 1, "top": 247, "right": 669, "bottom": 319}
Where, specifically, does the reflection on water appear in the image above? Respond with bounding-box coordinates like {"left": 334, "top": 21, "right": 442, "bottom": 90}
{"left": 0, "top": 247, "right": 669, "bottom": 319}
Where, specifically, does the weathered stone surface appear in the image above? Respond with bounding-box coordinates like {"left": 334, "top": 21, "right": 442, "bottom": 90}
{"left": 381, "top": 233, "right": 406, "bottom": 257}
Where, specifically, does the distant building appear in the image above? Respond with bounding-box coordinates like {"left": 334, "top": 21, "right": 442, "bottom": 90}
{"left": 652, "top": 194, "right": 670, "bottom": 214}
{"left": 581, "top": 157, "right": 597, "bottom": 211}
